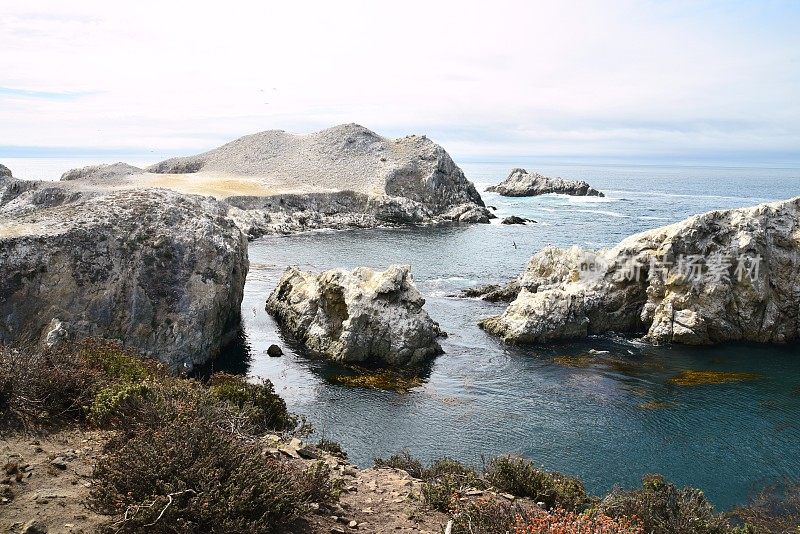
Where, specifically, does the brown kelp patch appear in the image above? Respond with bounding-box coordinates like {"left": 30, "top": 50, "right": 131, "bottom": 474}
{"left": 330, "top": 369, "right": 423, "bottom": 392}
{"left": 668, "top": 370, "right": 762, "bottom": 387}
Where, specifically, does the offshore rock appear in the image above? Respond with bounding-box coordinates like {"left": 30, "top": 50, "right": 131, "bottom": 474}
{"left": 266, "top": 264, "right": 443, "bottom": 366}
{"left": 486, "top": 168, "right": 604, "bottom": 197}
{"left": 480, "top": 197, "right": 800, "bottom": 345}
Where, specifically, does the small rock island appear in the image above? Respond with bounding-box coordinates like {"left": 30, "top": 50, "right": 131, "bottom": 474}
{"left": 266, "top": 265, "right": 444, "bottom": 366}
{"left": 486, "top": 168, "right": 604, "bottom": 197}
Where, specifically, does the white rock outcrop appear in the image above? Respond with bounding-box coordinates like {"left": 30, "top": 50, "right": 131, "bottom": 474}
{"left": 0, "top": 177, "right": 248, "bottom": 372}
{"left": 486, "top": 168, "right": 604, "bottom": 197}
{"left": 480, "top": 197, "right": 800, "bottom": 345}
{"left": 266, "top": 265, "right": 443, "bottom": 366}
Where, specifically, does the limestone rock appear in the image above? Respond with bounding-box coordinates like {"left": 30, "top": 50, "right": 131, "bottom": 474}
{"left": 480, "top": 197, "right": 800, "bottom": 345}
{"left": 266, "top": 264, "right": 443, "bottom": 366}
{"left": 0, "top": 178, "right": 248, "bottom": 372}
{"left": 486, "top": 168, "right": 604, "bottom": 197}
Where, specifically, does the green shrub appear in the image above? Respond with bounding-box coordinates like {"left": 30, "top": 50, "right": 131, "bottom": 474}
{"left": 422, "top": 457, "right": 484, "bottom": 512}
{"left": 77, "top": 338, "right": 158, "bottom": 383}
{"left": 90, "top": 381, "right": 152, "bottom": 426}
{"left": 484, "top": 455, "right": 589, "bottom": 511}
{"left": 89, "top": 416, "right": 334, "bottom": 533}
{"left": 374, "top": 449, "right": 426, "bottom": 479}
{"left": 208, "top": 373, "right": 296, "bottom": 432}
{"left": 598, "top": 474, "right": 733, "bottom": 534}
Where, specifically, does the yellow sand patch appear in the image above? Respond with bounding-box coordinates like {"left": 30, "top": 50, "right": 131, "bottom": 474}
{"left": 138, "top": 173, "right": 274, "bottom": 199}
{"left": 668, "top": 370, "right": 762, "bottom": 387}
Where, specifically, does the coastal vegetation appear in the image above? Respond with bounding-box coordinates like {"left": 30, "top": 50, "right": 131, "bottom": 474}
{"left": 1, "top": 339, "right": 799, "bottom": 532}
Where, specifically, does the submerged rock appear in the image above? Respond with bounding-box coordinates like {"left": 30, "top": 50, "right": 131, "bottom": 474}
{"left": 480, "top": 197, "right": 800, "bottom": 346}
{"left": 266, "top": 264, "right": 443, "bottom": 366}
{"left": 0, "top": 178, "right": 248, "bottom": 372}
{"left": 486, "top": 168, "right": 604, "bottom": 197}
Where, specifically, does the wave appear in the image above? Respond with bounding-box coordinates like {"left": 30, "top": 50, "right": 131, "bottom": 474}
{"left": 572, "top": 209, "right": 629, "bottom": 218}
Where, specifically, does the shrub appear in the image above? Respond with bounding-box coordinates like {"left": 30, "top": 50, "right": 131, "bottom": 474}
{"left": 422, "top": 457, "right": 484, "bottom": 512}
{"left": 598, "top": 475, "right": 733, "bottom": 534}
{"left": 208, "top": 373, "right": 296, "bottom": 432}
{"left": 0, "top": 344, "right": 102, "bottom": 428}
{"left": 513, "top": 508, "right": 643, "bottom": 534}
{"left": 89, "top": 416, "right": 335, "bottom": 533}
{"left": 316, "top": 438, "right": 347, "bottom": 459}
{"left": 450, "top": 497, "right": 521, "bottom": 534}
{"left": 374, "top": 449, "right": 426, "bottom": 479}
{"left": 730, "top": 480, "right": 800, "bottom": 534}
{"left": 90, "top": 381, "right": 152, "bottom": 426}
{"left": 485, "top": 456, "right": 590, "bottom": 511}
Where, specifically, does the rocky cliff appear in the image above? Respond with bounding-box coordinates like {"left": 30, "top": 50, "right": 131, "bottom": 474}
{"left": 0, "top": 176, "right": 248, "bottom": 372}
{"left": 486, "top": 168, "right": 604, "bottom": 197}
{"left": 266, "top": 265, "right": 443, "bottom": 366}
{"left": 0, "top": 163, "right": 12, "bottom": 178}
{"left": 480, "top": 197, "right": 800, "bottom": 345}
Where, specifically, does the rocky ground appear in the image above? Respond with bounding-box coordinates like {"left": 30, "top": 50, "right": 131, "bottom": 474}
{"left": 0, "top": 430, "right": 109, "bottom": 534}
{"left": 0, "top": 430, "right": 451, "bottom": 534}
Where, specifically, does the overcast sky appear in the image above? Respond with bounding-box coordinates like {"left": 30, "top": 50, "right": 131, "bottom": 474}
{"left": 1, "top": 0, "right": 799, "bottom": 164}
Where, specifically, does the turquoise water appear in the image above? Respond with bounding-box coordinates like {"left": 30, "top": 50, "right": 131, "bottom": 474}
{"left": 8, "top": 159, "right": 800, "bottom": 508}
{"left": 233, "top": 163, "right": 800, "bottom": 510}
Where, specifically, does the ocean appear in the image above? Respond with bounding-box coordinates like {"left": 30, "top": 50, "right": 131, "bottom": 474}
{"left": 7, "top": 158, "right": 800, "bottom": 509}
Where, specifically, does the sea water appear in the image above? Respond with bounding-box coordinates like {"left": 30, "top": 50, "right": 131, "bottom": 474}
{"left": 8, "top": 158, "right": 800, "bottom": 508}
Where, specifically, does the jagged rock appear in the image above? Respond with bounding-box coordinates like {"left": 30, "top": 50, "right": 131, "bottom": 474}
{"left": 501, "top": 216, "right": 536, "bottom": 225}
{"left": 267, "top": 344, "right": 283, "bottom": 357}
{"left": 0, "top": 164, "right": 12, "bottom": 178}
{"left": 60, "top": 162, "right": 143, "bottom": 182}
{"left": 0, "top": 179, "right": 248, "bottom": 372}
{"left": 441, "top": 203, "right": 492, "bottom": 223}
{"left": 480, "top": 197, "right": 800, "bottom": 345}
{"left": 456, "top": 281, "right": 521, "bottom": 303}
{"left": 266, "top": 264, "right": 443, "bottom": 366}
{"left": 486, "top": 168, "right": 604, "bottom": 197}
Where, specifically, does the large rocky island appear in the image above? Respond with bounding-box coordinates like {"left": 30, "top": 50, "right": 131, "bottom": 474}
{"left": 59, "top": 124, "right": 491, "bottom": 236}
{"left": 480, "top": 197, "right": 800, "bottom": 345}
{"left": 486, "top": 168, "right": 604, "bottom": 197}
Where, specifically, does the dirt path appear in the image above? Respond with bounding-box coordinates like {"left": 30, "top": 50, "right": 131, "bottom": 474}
{"left": 1, "top": 430, "right": 450, "bottom": 534}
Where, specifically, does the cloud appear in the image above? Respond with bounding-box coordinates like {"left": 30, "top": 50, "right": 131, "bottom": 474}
{"left": 0, "top": 0, "right": 798, "bottom": 163}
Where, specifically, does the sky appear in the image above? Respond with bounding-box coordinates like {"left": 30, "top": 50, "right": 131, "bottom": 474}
{"left": 1, "top": 0, "right": 799, "bottom": 165}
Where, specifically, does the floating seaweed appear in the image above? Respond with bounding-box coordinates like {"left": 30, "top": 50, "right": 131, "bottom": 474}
{"left": 668, "top": 370, "right": 762, "bottom": 387}
{"left": 330, "top": 370, "right": 423, "bottom": 392}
